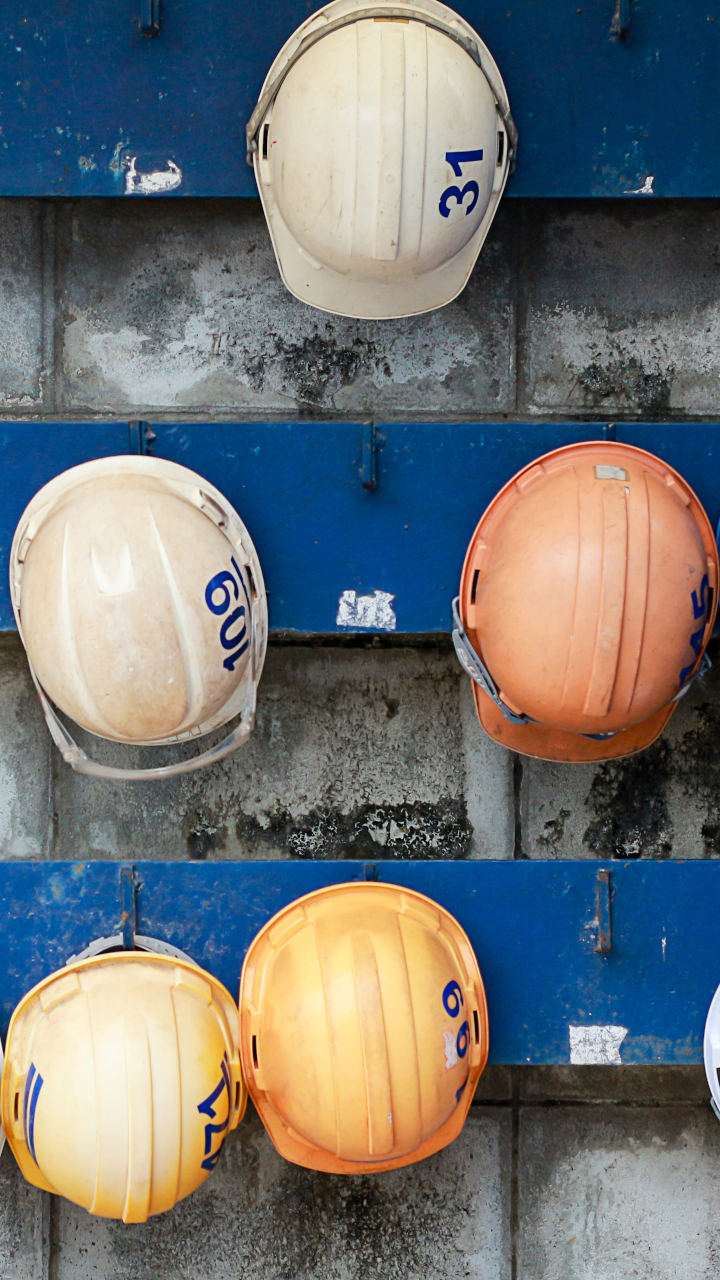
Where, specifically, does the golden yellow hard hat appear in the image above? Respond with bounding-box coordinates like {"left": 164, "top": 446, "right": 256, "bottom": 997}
{"left": 1, "top": 949, "right": 245, "bottom": 1222}
{"left": 239, "top": 881, "right": 488, "bottom": 1174}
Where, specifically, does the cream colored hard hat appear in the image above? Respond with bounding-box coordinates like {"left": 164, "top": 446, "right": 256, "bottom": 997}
{"left": 10, "top": 456, "right": 267, "bottom": 780}
{"left": 240, "top": 881, "right": 488, "bottom": 1173}
{"left": 246, "top": 0, "right": 516, "bottom": 319}
{"left": 1, "top": 944, "right": 245, "bottom": 1222}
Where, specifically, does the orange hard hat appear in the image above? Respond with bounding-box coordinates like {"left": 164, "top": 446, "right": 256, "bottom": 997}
{"left": 453, "top": 441, "right": 718, "bottom": 763}
{"left": 239, "top": 881, "right": 488, "bottom": 1174}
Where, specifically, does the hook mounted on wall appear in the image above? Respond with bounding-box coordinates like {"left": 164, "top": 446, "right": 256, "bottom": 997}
{"left": 610, "top": 0, "right": 630, "bottom": 39}
{"left": 141, "top": 0, "right": 161, "bottom": 36}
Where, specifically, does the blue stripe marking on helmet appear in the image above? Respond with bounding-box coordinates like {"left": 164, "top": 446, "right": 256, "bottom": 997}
{"left": 24, "top": 1064, "right": 44, "bottom": 1165}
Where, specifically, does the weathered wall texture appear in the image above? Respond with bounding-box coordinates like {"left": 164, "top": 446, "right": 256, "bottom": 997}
{"left": 0, "top": 196, "right": 719, "bottom": 1279}
{"left": 6, "top": 198, "right": 720, "bottom": 422}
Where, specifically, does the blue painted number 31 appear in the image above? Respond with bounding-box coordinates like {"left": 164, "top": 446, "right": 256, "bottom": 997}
{"left": 439, "top": 150, "right": 483, "bottom": 218}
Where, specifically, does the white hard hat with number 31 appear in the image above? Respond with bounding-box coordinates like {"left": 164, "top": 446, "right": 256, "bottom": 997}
{"left": 10, "top": 457, "right": 268, "bottom": 781}
{"left": 247, "top": 0, "right": 516, "bottom": 320}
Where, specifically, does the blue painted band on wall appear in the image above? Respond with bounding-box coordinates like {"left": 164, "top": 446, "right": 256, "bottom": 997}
{"left": 0, "top": 420, "right": 719, "bottom": 634}
{"left": 0, "top": 1, "right": 716, "bottom": 198}
{"left": 0, "top": 858, "right": 717, "bottom": 1065}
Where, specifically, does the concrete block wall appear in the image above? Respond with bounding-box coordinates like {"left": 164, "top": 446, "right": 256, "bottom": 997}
{"left": 0, "top": 195, "right": 719, "bottom": 1278}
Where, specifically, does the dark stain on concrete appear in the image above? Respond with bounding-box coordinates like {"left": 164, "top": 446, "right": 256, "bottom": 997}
{"left": 234, "top": 798, "right": 472, "bottom": 860}
{"left": 536, "top": 808, "right": 572, "bottom": 855}
{"left": 673, "top": 696, "right": 720, "bottom": 856}
{"left": 95, "top": 1117, "right": 483, "bottom": 1280}
{"left": 183, "top": 808, "right": 229, "bottom": 860}
{"left": 583, "top": 739, "right": 674, "bottom": 859}
{"left": 274, "top": 334, "right": 380, "bottom": 406}
{"left": 582, "top": 651, "right": 720, "bottom": 858}
{"left": 577, "top": 359, "right": 674, "bottom": 416}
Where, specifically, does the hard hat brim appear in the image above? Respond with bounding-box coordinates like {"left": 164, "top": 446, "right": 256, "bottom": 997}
{"left": 258, "top": 187, "right": 507, "bottom": 320}
{"left": 473, "top": 684, "right": 676, "bottom": 763}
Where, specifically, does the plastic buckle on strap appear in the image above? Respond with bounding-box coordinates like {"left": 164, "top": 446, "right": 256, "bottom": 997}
{"left": 451, "top": 598, "right": 530, "bottom": 727}
{"left": 673, "top": 650, "right": 712, "bottom": 703}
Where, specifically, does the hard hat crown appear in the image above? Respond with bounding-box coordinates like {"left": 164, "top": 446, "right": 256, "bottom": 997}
{"left": 1, "top": 952, "right": 244, "bottom": 1222}
{"left": 240, "top": 882, "right": 488, "bottom": 1174}
{"left": 455, "top": 441, "right": 718, "bottom": 762}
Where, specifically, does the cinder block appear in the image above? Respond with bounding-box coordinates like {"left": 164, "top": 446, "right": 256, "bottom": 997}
{"left": 460, "top": 679, "right": 514, "bottom": 858}
{"left": 54, "top": 646, "right": 511, "bottom": 861}
{"left": 0, "top": 637, "right": 51, "bottom": 859}
{"left": 518, "top": 1105, "right": 720, "bottom": 1280}
{"left": 60, "top": 200, "right": 515, "bottom": 416}
{"left": 521, "top": 203, "right": 720, "bottom": 416}
{"left": 0, "top": 201, "right": 46, "bottom": 409}
{"left": 516, "top": 1065, "right": 708, "bottom": 1104}
{"left": 55, "top": 1110, "right": 510, "bottom": 1280}
{"left": 0, "top": 1148, "right": 47, "bottom": 1280}
{"left": 520, "top": 648, "right": 720, "bottom": 859}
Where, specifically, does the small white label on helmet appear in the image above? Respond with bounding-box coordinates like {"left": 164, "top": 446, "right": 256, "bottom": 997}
{"left": 336, "top": 589, "right": 397, "bottom": 631}
{"left": 569, "top": 1024, "right": 628, "bottom": 1065}
{"left": 595, "top": 465, "right": 628, "bottom": 481}
{"left": 442, "top": 1029, "right": 458, "bottom": 1071}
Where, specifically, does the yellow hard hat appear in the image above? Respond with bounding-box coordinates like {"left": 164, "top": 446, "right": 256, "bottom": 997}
{"left": 239, "top": 881, "right": 488, "bottom": 1174}
{"left": 1, "top": 949, "right": 245, "bottom": 1222}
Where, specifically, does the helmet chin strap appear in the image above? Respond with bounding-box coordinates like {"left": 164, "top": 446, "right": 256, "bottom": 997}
{"left": 451, "top": 597, "right": 530, "bottom": 726}
{"left": 452, "top": 597, "right": 712, "bottom": 742}
{"left": 28, "top": 601, "right": 260, "bottom": 781}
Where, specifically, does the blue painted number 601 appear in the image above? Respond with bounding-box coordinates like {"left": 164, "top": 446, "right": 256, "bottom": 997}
{"left": 204, "top": 557, "right": 250, "bottom": 673}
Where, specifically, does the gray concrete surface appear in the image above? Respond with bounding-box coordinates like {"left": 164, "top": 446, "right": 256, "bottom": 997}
{"left": 0, "top": 637, "right": 51, "bottom": 859}
{"left": 58, "top": 201, "right": 516, "bottom": 418}
{"left": 53, "top": 1110, "right": 511, "bottom": 1280}
{"left": 5, "top": 199, "right": 720, "bottom": 422}
{"left": 0, "top": 203, "right": 48, "bottom": 411}
{"left": 518, "top": 1105, "right": 720, "bottom": 1280}
{"left": 521, "top": 203, "right": 720, "bottom": 417}
{"left": 0, "top": 1152, "right": 47, "bottom": 1280}
{"left": 50, "top": 643, "right": 513, "bottom": 862}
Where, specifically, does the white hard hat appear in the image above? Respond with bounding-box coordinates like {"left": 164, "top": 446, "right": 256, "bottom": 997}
{"left": 10, "top": 456, "right": 267, "bottom": 781}
{"left": 246, "top": 0, "right": 516, "bottom": 320}
{"left": 704, "top": 984, "right": 720, "bottom": 1121}
{"left": 0, "top": 944, "right": 245, "bottom": 1222}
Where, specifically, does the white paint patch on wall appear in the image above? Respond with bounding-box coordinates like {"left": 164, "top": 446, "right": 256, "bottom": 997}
{"left": 336, "top": 590, "right": 397, "bottom": 631}
{"left": 125, "top": 158, "right": 182, "bottom": 195}
{"left": 569, "top": 1024, "right": 628, "bottom": 1065}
